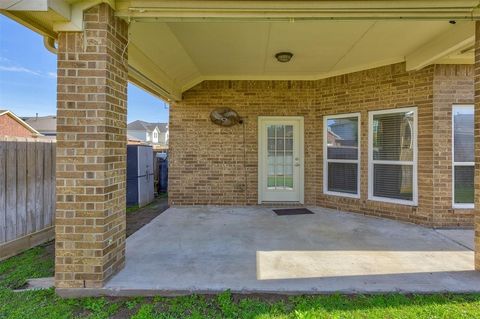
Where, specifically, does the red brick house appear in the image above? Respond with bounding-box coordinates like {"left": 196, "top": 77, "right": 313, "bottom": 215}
{"left": 0, "top": 110, "right": 41, "bottom": 138}
{"left": 3, "top": 0, "right": 480, "bottom": 293}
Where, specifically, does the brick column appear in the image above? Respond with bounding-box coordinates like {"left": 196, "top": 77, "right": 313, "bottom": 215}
{"left": 55, "top": 3, "right": 128, "bottom": 288}
{"left": 475, "top": 21, "right": 480, "bottom": 270}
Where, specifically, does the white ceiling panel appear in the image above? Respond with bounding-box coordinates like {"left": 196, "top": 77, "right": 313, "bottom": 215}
{"left": 127, "top": 19, "right": 475, "bottom": 95}
{"left": 264, "top": 21, "right": 375, "bottom": 75}
{"left": 130, "top": 22, "right": 201, "bottom": 86}
{"left": 167, "top": 22, "right": 272, "bottom": 75}
{"left": 333, "top": 20, "right": 457, "bottom": 71}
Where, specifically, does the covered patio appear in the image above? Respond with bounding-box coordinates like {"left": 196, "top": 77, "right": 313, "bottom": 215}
{"left": 61, "top": 205, "right": 478, "bottom": 296}
{"left": 3, "top": 0, "right": 480, "bottom": 295}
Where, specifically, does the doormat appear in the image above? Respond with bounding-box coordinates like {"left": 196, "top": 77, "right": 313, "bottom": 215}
{"left": 273, "top": 208, "right": 314, "bottom": 216}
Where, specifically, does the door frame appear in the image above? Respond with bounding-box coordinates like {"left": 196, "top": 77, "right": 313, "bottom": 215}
{"left": 257, "top": 116, "right": 305, "bottom": 204}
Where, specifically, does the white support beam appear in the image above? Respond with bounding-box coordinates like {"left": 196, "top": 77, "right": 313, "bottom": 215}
{"left": 48, "top": 0, "right": 71, "bottom": 20}
{"left": 53, "top": 0, "right": 115, "bottom": 31}
{"left": 406, "top": 22, "right": 475, "bottom": 71}
{"left": 116, "top": 0, "right": 480, "bottom": 20}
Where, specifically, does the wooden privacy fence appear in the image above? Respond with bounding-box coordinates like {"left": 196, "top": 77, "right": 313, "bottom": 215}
{"left": 0, "top": 137, "right": 56, "bottom": 260}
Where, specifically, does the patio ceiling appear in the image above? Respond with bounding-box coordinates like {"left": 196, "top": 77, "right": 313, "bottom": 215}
{"left": 1, "top": 0, "right": 479, "bottom": 101}
{"left": 128, "top": 19, "right": 475, "bottom": 99}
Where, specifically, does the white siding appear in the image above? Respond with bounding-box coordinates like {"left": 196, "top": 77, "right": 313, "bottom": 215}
{"left": 128, "top": 130, "right": 147, "bottom": 142}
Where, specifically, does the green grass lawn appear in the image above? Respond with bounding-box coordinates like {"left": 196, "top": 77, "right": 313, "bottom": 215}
{"left": 2, "top": 245, "right": 480, "bottom": 318}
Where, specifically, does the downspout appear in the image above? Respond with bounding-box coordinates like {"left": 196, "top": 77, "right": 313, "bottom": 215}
{"left": 43, "top": 36, "right": 57, "bottom": 54}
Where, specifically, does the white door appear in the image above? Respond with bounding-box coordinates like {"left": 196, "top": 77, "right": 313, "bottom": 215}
{"left": 258, "top": 117, "right": 304, "bottom": 203}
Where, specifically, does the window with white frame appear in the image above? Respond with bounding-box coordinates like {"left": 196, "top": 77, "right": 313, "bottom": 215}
{"left": 368, "top": 107, "right": 417, "bottom": 205}
{"left": 452, "top": 105, "right": 474, "bottom": 208}
{"left": 323, "top": 113, "right": 360, "bottom": 197}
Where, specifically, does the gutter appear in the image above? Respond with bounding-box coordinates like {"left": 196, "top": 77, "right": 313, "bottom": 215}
{"left": 117, "top": 0, "right": 480, "bottom": 21}
{"left": 43, "top": 36, "right": 57, "bottom": 54}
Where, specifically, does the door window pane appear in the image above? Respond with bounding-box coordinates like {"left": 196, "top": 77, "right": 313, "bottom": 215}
{"left": 276, "top": 125, "right": 284, "bottom": 138}
{"left": 268, "top": 139, "right": 275, "bottom": 151}
{"left": 285, "top": 139, "right": 293, "bottom": 151}
{"left": 268, "top": 151, "right": 275, "bottom": 164}
{"left": 276, "top": 139, "right": 284, "bottom": 150}
{"left": 285, "top": 125, "right": 293, "bottom": 138}
{"left": 285, "top": 152, "right": 293, "bottom": 165}
{"left": 267, "top": 170, "right": 276, "bottom": 187}
{"left": 266, "top": 124, "right": 294, "bottom": 190}
{"left": 275, "top": 152, "right": 284, "bottom": 165}
{"left": 267, "top": 125, "right": 275, "bottom": 138}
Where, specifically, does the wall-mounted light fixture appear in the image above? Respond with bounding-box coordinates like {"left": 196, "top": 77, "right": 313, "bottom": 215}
{"left": 275, "top": 52, "right": 293, "bottom": 63}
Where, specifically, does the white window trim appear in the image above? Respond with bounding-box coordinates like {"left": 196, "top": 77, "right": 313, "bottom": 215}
{"left": 368, "top": 107, "right": 418, "bottom": 206}
{"left": 323, "top": 113, "right": 361, "bottom": 199}
{"left": 452, "top": 104, "right": 475, "bottom": 209}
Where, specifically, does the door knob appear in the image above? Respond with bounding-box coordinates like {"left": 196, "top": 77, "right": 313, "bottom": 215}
{"left": 294, "top": 163, "right": 300, "bottom": 167}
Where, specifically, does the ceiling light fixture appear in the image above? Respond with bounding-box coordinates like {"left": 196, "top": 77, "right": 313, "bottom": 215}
{"left": 275, "top": 52, "right": 293, "bottom": 63}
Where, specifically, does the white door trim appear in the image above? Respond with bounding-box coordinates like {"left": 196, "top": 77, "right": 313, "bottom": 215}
{"left": 258, "top": 116, "right": 304, "bottom": 204}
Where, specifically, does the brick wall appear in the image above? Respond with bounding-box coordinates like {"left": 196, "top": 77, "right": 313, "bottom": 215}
{"left": 169, "top": 81, "right": 316, "bottom": 205}
{"left": 55, "top": 3, "right": 128, "bottom": 288}
{"left": 170, "top": 62, "right": 475, "bottom": 228}
{"left": 433, "top": 64, "right": 475, "bottom": 227}
{"left": 315, "top": 63, "right": 435, "bottom": 225}
{"left": 0, "top": 114, "right": 36, "bottom": 137}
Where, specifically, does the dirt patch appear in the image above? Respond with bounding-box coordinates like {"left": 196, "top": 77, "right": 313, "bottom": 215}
{"left": 41, "top": 241, "right": 55, "bottom": 259}
{"left": 23, "top": 197, "right": 168, "bottom": 274}
{"left": 126, "top": 196, "right": 169, "bottom": 237}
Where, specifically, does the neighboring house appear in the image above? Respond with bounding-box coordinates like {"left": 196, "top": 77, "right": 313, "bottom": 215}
{"left": 127, "top": 120, "right": 168, "bottom": 150}
{"left": 127, "top": 134, "right": 145, "bottom": 145}
{"left": 328, "top": 120, "right": 357, "bottom": 147}
{"left": 0, "top": 110, "right": 41, "bottom": 138}
{"left": 22, "top": 115, "right": 57, "bottom": 139}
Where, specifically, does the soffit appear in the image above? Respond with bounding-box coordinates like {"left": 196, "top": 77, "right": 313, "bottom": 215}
{"left": 128, "top": 19, "right": 473, "bottom": 94}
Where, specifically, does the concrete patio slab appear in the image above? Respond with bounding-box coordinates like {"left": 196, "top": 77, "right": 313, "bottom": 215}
{"left": 14, "top": 277, "right": 55, "bottom": 292}
{"left": 64, "top": 206, "right": 480, "bottom": 296}
{"left": 435, "top": 229, "right": 475, "bottom": 251}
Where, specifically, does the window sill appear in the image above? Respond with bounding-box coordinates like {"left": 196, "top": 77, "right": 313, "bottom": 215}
{"left": 324, "top": 191, "right": 360, "bottom": 199}
{"left": 368, "top": 196, "right": 417, "bottom": 207}
{"left": 452, "top": 204, "right": 474, "bottom": 210}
